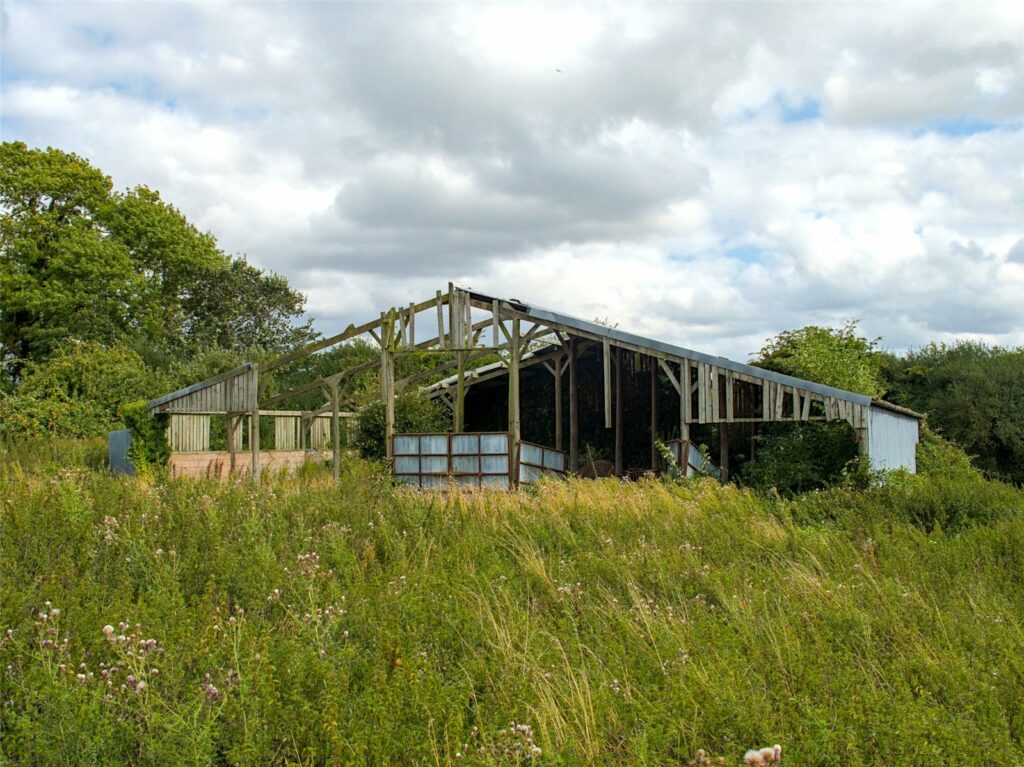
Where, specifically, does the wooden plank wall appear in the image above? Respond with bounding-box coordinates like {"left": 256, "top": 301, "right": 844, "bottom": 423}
{"left": 167, "top": 415, "right": 211, "bottom": 452}
{"left": 152, "top": 367, "right": 257, "bottom": 415}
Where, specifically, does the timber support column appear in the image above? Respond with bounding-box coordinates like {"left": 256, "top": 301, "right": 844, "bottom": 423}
{"left": 650, "top": 356, "right": 658, "bottom": 470}
{"left": 330, "top": 382, "right": 341, "bottom": 482}
{"left": 227, "top": 414, "right": 237, "bottom": 475}
{"left": 250, "top": 369, "right": 261, "bottom": 483}
{"left": 553, "top": 355, "right": 563, "bottom": 452}
{"left": 381, "top": 311, "right": 396, "bottom": 462}
{"left": 680, "top": 360, "right": 691, "bottom": 443}
{"left": 719, "top": 425, "right": 730, "bottom": 482}
{"left": 455, "top": 350, "right": 466, "bottom": 433}
{"left": 614, "top": 346, "right": 623, "bottom": 477}
{"left": 856, "top": 426, "right": 869, "bottom": 462}
{"left": 508, "top": 316, "right": 521, "bottom": 485}
{"left": 568, "top": 338, "right": 579, "bottom": 472}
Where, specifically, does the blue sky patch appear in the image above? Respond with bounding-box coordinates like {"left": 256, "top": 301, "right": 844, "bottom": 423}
{"left": 917, "top": 118, "right": 1001, "bottom": 137}
{"left": 779, "top": 97, "right": 821, "bottom": 123}
{"left": 725, "top": 245, "right": 766, "bottom": 263}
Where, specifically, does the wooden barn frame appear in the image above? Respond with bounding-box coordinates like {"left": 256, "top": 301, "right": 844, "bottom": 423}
{"left": 144, "top": 284, "right": 920, "bottom": 483}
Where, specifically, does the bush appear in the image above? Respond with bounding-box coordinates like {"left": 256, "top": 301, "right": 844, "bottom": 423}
{"left": 0, "top": 395, "right": 113, "bottom": 440}
{"left": 120, "top": 400, "right": 170, "bottom": 469}
{"left": 740, "top": 421, "right": 860, "bottom": 496}
{"left": 1, "top": 343, "right": 165, "bottom": 441}
{"left": 353, "top": 393, "right": 451, "bottom": 460}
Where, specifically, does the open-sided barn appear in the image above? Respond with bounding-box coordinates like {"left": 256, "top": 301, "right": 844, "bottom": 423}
{"left": 136, "top": 284, "right": 920, "bottom": 483}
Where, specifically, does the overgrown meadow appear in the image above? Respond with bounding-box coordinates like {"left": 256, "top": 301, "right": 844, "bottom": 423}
{"left": 2, "top": 442, "right": 1024, "bottom": 766}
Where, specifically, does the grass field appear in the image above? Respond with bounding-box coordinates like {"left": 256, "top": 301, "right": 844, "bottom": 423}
{"left": 2, "top": 443, "right": 1023, "bottom": 765}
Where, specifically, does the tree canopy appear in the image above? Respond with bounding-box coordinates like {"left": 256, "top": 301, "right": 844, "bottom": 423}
{"left": 883, "top": 342, "right": 1024, "bottom": 484}
{"left": 753, "top": 321, "right": 886, "bottom": 398}
{"left": 0, "top": 141, "right": 315, "bottom": 381}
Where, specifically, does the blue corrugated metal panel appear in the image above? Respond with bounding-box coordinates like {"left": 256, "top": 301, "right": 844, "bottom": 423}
{"left": 107, "top": 430, "right": 135, "bottom": 476}
{"left": 868, "top": 406, "right": 918, "bottom": 473}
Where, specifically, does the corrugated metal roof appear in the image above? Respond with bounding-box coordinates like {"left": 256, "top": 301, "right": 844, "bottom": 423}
{"left": 467, "top": 290, "right": 876, "bottom": 406}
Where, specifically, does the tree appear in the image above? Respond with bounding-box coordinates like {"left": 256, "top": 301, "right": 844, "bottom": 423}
{"left": 754, "top": 321, "right": 885, "bottom": 397}
{"left": 0, "top": 143, "right": 145, "bottom": 366}
{"left": 0, "top": 141, "right": 316, "bottom": 382}
{"left": 742, "top": 322, "right": 883, "bottom": 494}
{"left": 883, "top": 342, "right": 1024, "bottom": 484}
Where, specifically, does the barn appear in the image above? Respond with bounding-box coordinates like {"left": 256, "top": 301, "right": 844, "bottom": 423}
{"left": 136, "top": 284, "right": 920, "bottom": 484}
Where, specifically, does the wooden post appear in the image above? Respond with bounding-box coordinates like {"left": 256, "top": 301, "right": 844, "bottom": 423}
{"left": 436, "top": 290, "right": 446, "bottom": 350}
{"left": 680, "top": 360, "right": 691, "bottom": 442}
{"left": 509, "top": 317, "right": 521, "bottom": 485}
{"left": 553, "top": 354, "right": 563, "bottom": 452}
{"left": 381, "top": 312, "right": 396, "bottom": 461}
{"left": 603, "top": 338, "right": 612, "bottom": 429}
{"left": 455, "top": 350, "right": 466, "bottom": 432}
{"left": 569, "top": 337, "right": 579, "bottom": 472}
{"left": 227, "top": 414, "right": 237, "bottom": 475}
{"left": 331, "top": 382, "right": 341, "bottom": 482}
{"left": 719, "top": 425, "right": 730, "bottom": 482}
{"left": 614, "top": 346, "right": 623, "bottom": 477}
{"left": 650, "top": 357, "right": 658, "bottom": 469}
{"left": 856, "top": 426, "right": 869, "bottom": 461}
{"left": 249, "top": 364, "right": 261, "bottom": 482}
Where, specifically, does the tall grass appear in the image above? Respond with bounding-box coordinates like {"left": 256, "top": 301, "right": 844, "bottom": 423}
{"left": 2, "top": 446, "right": 1023, "bottom": 765}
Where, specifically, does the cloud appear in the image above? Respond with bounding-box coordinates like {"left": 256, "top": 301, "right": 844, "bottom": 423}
{"left": 2, "top": 1, "right": 1023, "bottom": 361}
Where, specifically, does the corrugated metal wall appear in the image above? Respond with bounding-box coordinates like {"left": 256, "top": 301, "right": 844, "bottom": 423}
{"left": 867, "top": 407, "right": 918, "bottom": 473}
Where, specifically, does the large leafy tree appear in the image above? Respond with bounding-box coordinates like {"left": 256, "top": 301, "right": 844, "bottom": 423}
{"left": 0, "top": 141, "right": 315, "bottom": 381}
{"left": 754, "top": 321, "right": 885, "bottom": 397}
{"left": 743, "top": 322, "right": 884, "bottom": 494}
{"left": 883, "top": 342, "right": 1024, "bottom": 484}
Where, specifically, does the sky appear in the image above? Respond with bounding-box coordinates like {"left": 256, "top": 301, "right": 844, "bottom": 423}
{"left": 2, "top": 1, "right": 1022, "bottom": 361}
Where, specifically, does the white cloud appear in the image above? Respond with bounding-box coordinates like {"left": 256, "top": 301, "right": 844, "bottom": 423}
{"left": 2, "top": 0, "right": 1023, "bottom": 361}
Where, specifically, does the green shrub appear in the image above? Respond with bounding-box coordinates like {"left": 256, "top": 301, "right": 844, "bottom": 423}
{"left": 0, "top": 394, "right": 113, "bottom": 440}
{"left": 353, "top": 392, "right": 451, "bottom": 460}
{"left": 120, "top": 400, "right": 169, "bottom": 469}
{"left": 740, "top": 421, "right": 860, "bottom": 496}
{"left": 0, "top": 343, "right": 165, "bottom": 441}
{"left": 916, "top": 423, "right": 980, "bottom": 479}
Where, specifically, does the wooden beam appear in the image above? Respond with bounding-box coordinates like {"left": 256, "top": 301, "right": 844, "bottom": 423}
{"left": 227, "top": 414, "right": 237, "bottom": 474}
{"left": 455, "top": 350, "right": 466, "bottom": 432}
{"left": 382, "top": 336, "right": 395, "bottom": 460}
{"left": 719, "top": 425, "right": 730, "bottom": 482}
{"left": 681, "top": 359, "right": 691, "bottom": 440}
{"left": 658, "top": 358, "right": 680, "bottom": 394}
{"left": 697, "top": 363, "right": 707, "bottom": 424}
{"left": 330, "top": 381, "right": 341, "bottom": 482}
{"left": 250, "top": 364, "right": 261, "bottom": 482}
{"left": 725, "top": 373, "right": 735, "bottom": 422}
{"left": 603, "top": 338, "right": 612, "bottom": 429}
{"left": 554, "top": 354, "right": 563, "bottom": 452}
{"left": 436, "top": 290, "right": 446, "bottom": 350}
{"left": 614, "top": 346, "right": 623, "bottom": 477}
{"left": 650, "top": 356, "right": 658, "bottom": 469}
{"left": 569, "top": 337, "right": 579, "bottom": 472}
{"left": 509, "top": 317, "right": 521, "bottom": 485}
